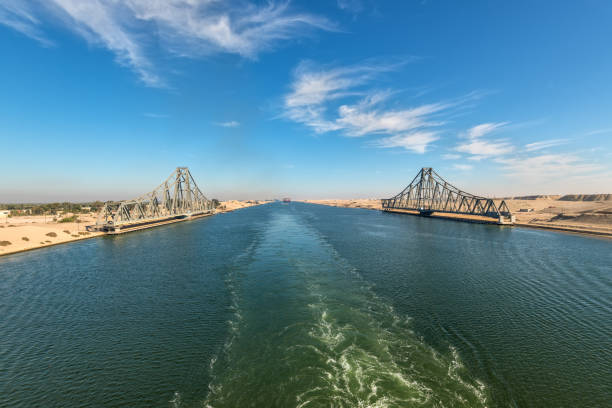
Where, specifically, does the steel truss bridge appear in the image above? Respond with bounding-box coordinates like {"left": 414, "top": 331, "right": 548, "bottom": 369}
{"left": 381, "top": 168, "right": 514, "bottom": 224}
{"left": 94, "top": 167, "right": 216, "bottom": 232}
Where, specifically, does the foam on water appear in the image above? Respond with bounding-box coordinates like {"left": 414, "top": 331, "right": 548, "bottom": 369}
{"left": 204, "top": 210, "right": 489, "bottom": 407}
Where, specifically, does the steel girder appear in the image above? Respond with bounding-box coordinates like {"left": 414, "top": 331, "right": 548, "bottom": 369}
{"left": 381, "top": 168, "right": 513, "bottom": 220}
{"left": 96, "top": 167, "right": 215, "bottom": 227}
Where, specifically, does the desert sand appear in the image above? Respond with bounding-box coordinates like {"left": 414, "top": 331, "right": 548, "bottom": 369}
{"left": 0, "top": 201, "right": 271, "bottom": 257}
{"left": 0, "top": 213, "right": 103, "bottom": 256}
{"left": 302, "top": 199, "right": 383, "bottom": 210}
{"left": 504, "top": 196, "right": 612, "bottom": 236}
{"left": 302, "top": 196, "right": 612, "bottom": 238}
{"left": 217, "top": 200, "right": 271, "bottom": 212}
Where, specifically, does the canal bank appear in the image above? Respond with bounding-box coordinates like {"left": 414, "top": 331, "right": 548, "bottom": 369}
{"left": 302, "top": 200, "right": 612, "bottom": 239}
{"left": 0, "top": 201, "right": 270, "bottom": 257}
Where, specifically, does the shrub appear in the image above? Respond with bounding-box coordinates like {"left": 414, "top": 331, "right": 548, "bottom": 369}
{"left": 71, "top": 234, "right": 79, "bottom": 237}
{"left": 22, "top": 237, "right": 29, "bottom": 241}
{"left": 63, "top": 230, "right": 70, "bottom": 234}
{"left": 59, "top": 215, "right": 78, "bottom": 223}
{"left": 45, "top": 240, "right": 51, "bottom": 243}
{"left": 0, "top": 241, "right": 11, "bottom": 246}
{"left": 40, "top": 242, "right": 46, "bottom": 245}
{"left": 46, "top": 232, "right": 57, "bottom": 237}
{"left": 78, "top": 231, "right": 90, "bottom": 235}
{"left": 8, "top": 225, "right": 15, "bottom": 227}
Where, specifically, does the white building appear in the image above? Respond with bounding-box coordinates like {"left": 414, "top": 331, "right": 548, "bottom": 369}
{"left": 0, "top": 210, "right": 9, "bottom": 221}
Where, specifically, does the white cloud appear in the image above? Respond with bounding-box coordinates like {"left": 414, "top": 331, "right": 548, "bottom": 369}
{"left": 0, "top": 1, "right": 335, "bottom": 87}
{"left": 143, "top": 112, "right": 169, "bottom": 118}
{"left": 455, "top": 122, "right": 513, "bottom": 160}
{"left": 0, "top": 1, "right": 53, "bottom": 46}
{"left": 337, "top": 101, "right": 447, "bottom": 137}
{"left": 337, "top": 0, "right": 364, "bottom": 13}
{"left": 496, "top": 154, "right": 601, "bottom": 179}
{"left": 215, "top": 120, "right": 240, "bottom": 128}
{"left": 524, "top": 139, "right": 568, "bottom": 152}
{"left": 467, "top": 122, "right": 507, "bottom": 138}
{"left": 453, "top": 164, "right": 473, "bottom": 171}
{"left": 582, "top": 128, "right": 612, "bottom": 137}
{"left": 442, "top": 153, "right": 461, "bottom": 160}
{"left": 375, "top": 131, "right": 439, "bottom": 153}
{"left": 285, "top": 62, "right": 395, "bottom": 114}
{"left": 284, "top": 60, "right": 458, "bottom": 153}
{"left": 457, "top": 139, "right": 514, "bottom": 160}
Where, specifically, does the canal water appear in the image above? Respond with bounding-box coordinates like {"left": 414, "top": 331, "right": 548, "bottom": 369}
{"left": 1, "top": 202, "right": 610, "bottom": 407}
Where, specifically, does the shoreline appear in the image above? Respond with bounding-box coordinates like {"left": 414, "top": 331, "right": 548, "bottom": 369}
{"left": 2, "top": 199, "right": 609, "bottom": 259}
{"left": 513, "top": 222, "right": 612, "bottom": 239}
{"left": 0, "top": 232, "right": 102, "bottom": 258}
{"left": 300, "top": 200, "right": 612, "bottom": 239}
{"left": 0, "top": 201, "right": 270, "bottom": 258}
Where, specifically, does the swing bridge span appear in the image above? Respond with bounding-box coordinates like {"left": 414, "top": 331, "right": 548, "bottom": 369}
{"left": 381, "top": 168, "right": 515, "bottom": 225}
{"left": 89, "top": 167, "right": 216, "bottom": 233}
{"left": 88, "top": 166, "right": 513, "bottom": 234}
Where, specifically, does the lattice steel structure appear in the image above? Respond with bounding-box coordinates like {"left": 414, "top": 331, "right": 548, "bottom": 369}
{"left": 95, "top": 167, "right": 215, "bottom": 230}
{"left": 381, "top": 168, "right": 513, "bottom": 223}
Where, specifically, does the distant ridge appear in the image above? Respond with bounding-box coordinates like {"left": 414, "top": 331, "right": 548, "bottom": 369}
{"left": 558, "top": 194, "right": 612, "bottom": 202}
{"left": 513, "top": 195, "right": 561, "bottom": 200}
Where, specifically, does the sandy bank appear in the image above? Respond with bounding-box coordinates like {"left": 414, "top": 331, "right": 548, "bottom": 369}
{"left": 0, "top": 201, "right": 271, "bottom": 257}
{"left": 0, "top": 213, "right": 103, "bottom": 257}
{"left": 301, "top": 198, "right": 612, "bottom": 238}
{"left": 302, "top": 199, "right": 383, "bottom": 210}
{"left": 216, "top": 200, "right": 272, "bottom": 213}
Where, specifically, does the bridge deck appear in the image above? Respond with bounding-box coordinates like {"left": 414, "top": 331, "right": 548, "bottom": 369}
{"left": 88, "top": 211, "right": 214, "bottom": 234}
{"left": 382, "top": 208, "right": 513, "bottom": 225}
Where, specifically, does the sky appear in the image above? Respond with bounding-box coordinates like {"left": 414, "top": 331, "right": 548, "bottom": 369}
{"left": 1, "top": 0, "right": 611, "bottom": 202}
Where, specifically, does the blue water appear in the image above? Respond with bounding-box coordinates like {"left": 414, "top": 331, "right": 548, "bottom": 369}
{"left": 1, "top": 202, "right": 610, "bottom": 407}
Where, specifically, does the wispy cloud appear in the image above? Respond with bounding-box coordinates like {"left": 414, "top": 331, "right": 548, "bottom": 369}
{"left": 284, "top": 59, "right": 467, "bottom": 153}
{"left": 143, "top": 112, "right": 169, "bottom": 119}
{"left": 337, "top": 0, "right": 364, "bottom": 13}
{"left": 449, "top": 124, "right": 605, "bottom": 190}
{"left": 496, "top": 154, "right": 602, "bottom": 179}
{"left": 466, "top": 122, "right": 507, "bottom": 138}
{"left": 0, "top": 1, "right": 335, "bottom": 87}
{"left": 215, "top": 120, "right": 240, "bottom": 128}
{"left": 442, "top": 153, "right": 461, "bottom": 160}
{"left": 582, "top": 128, "right": 612, "bottom": 137}
{"left": 375, "top": 131, "right": 439, "bottom": 153}
{"left": 455, "top": 122, "right": 513, "bottom": 160}
{"left": 524, "top": 139, "right": 568, "bottom": 152}
{"left": 453, "top": 164, "right": 473, "bottom": 171}
{"left": 0, "top": 1, "right": 53, "bottom": 46}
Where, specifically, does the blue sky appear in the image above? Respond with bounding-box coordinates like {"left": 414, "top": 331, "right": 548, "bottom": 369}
{"left": 1, "top": 0, "right": 611, "bottom": 202}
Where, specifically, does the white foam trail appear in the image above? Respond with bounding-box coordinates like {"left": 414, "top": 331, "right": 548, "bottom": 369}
{"left": 204, "top": 211, "right": 490, "bottom": 407}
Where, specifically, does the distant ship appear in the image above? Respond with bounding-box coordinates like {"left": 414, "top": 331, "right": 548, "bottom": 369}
{"left": 282, "top": 197, "right": 291, "bottom": 203}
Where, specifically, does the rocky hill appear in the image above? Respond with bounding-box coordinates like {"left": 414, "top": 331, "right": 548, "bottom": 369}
{"left": 558, "top": 194, "right": 612, "bottom": 202}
